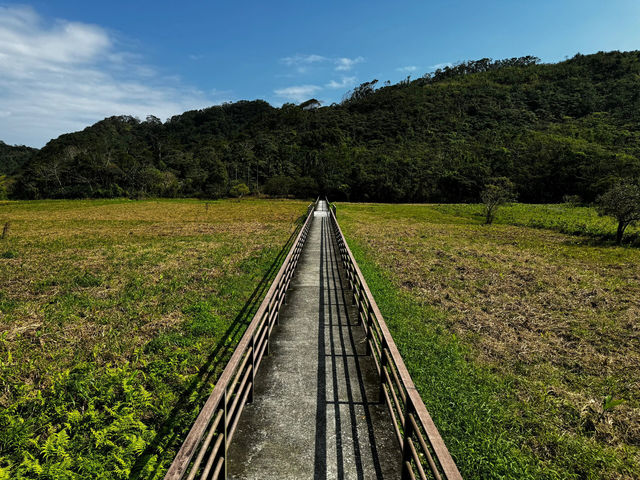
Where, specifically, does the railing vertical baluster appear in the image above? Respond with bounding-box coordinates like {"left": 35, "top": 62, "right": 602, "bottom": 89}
{"left": 249, "top": 335, "right": 255, "bottom": 404}
{"left": 223, "top": 388, "right": 228, "bottom": 480}
{"left": 379, "top": 343, "right": 387, "bottom": 403}
{"left": 401, "top": 403, "right": 415, "bottom": 480}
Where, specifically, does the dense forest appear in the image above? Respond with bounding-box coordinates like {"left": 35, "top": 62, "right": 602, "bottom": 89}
{"left": 3, "top": 50, "right": 640, "bottom": 202}
{"left": 0, "top": 142, "right": 38, "bottom": 199}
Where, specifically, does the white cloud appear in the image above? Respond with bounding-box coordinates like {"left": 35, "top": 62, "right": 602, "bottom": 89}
{"left": 396, "top": 65, "right": 418, "bottom": 73}
{"left": 274, "top": 84, "right": 322, "bottom": 102}
{"left": 430, "top": 62, "right": 453, "bottom": 70}
{"left": 0, "top": 6, "right": 221, "bottom": 147}
{"left": 325, "top": 76, "right": 356, "bottom": 89}
{"left": 335, "top": 56, "right": 364, "bottom": 71}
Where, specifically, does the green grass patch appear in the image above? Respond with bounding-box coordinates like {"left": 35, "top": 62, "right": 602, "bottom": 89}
{"left": 0, "top": 198, "right": 306, "bottom": 479}
{"left": 431, "top": 203, "right": 640, "bottom": 245}
{"left": 338, "top": 202, "right": 640, "bottom": 480}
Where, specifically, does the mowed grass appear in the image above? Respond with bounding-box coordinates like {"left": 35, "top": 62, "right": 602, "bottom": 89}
{"left": 336, "top": 203, "right": 640, "bottom": 480}
{"left": 0, "top": 198, "right": 307, "bottom": 479}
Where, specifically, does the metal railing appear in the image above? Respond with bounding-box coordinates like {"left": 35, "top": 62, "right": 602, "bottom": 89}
{"left": 163, "top": 199, "right": 318, "bottom": 480}
{"left": 327, "top": 199, "right": 463, "bottom": 480}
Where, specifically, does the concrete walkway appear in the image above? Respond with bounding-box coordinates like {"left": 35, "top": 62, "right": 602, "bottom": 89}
{"left": 228, "top": 201, "right": 401, "bottom": 479}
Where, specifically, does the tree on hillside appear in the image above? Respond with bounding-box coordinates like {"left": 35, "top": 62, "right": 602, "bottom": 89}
{"left": 344, "top": 80, "right": 378, "bottom": 103}
{"left": 481, "top": 177, "right": 516, "bottom": 224}
{"left": 597, "top": 181, "right": 640, "bottom": 244}
{"left": 0, "top": 175, "right": 12, "bottom": 199}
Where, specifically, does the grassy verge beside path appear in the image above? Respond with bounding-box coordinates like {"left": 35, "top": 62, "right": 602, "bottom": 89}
{"left": 0, "top": 198, "right": 306, "bottom": 479}
{"left": 338, "top": 202, "right": 640, "bottom": 480}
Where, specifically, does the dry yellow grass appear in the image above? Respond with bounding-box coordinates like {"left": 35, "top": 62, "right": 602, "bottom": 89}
{"left": 0, "top": 197, "right": 307, "bottom": 479}
{"left": 339, "top": 202, "right": 640, "bottom": 479}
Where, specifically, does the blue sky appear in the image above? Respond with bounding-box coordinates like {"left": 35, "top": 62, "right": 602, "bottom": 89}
{"left": 2, "top": 0, "right": 640, "bottom": 147}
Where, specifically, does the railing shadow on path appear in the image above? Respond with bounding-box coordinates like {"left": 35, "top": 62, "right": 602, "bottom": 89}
{"left": 129, "top": 216, "right": 306, "bottom": 480}
{"left": 314, "top": 216, "right": 385, "bottom": 480}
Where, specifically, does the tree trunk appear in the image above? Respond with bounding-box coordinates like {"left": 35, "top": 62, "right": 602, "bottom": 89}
{"left": 616, "top": 221, "right": 627, "bottom": 244}
{"left": 485, "top": 205, "right": 494, "bottom": 225}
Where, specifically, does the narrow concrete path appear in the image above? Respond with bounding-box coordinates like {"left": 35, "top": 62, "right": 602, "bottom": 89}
{"left": 228, "top": 201, "right": 401, "bottom": 479}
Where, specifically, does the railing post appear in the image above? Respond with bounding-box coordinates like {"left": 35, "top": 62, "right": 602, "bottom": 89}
{"left": 400, "top": 403, "right": 415, "bottom": 480}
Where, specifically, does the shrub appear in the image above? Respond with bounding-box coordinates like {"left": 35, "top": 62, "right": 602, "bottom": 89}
{"left": 562, "top": 194, "right": 582, "bottom": 206}
{"left": 480, "top": 177, "right": 516, "bottom": 224}
{"left": 229, "top": 182, "right": 250, "bottom": 198}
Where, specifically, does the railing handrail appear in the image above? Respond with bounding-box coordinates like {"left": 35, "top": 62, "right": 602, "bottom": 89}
{"left": 164, "top": 198, "right": 318, "bottom": 480}
{"left": 326, "top": 198, "right": 463, "bottom": 480}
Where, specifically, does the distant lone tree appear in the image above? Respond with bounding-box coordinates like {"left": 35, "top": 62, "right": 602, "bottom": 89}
{"left": 481, "top": 177, "right": 516, "bottom": 224}
{"left": 597, "top": 181, "right": 640, "bottom": 244}
{"left": 229, "top": 182, "right": 250, "bottom": 198}
{"left": 299, "top": 98, "right": 322, "bottom": 110}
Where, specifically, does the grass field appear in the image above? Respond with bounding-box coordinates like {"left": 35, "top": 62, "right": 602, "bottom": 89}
{"left": 433, "top": 203, "right": 640, "bottom": 245}
{"left": 0, "top": 198, "right": 306, "bottom": 480}
{"left": 337, "top": 203, "right": 640, "bottom": 480}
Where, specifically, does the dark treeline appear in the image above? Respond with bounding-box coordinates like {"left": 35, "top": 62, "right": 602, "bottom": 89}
{"left": 4, "top": 50, "right": 640, "bottom": 202}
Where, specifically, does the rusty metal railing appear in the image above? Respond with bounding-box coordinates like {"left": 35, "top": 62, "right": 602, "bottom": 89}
{"left": 163, "top": 199, "right": 318, "bottom": 480}
{"left": 327, "top": 199, "right": 463, "bottom": 480}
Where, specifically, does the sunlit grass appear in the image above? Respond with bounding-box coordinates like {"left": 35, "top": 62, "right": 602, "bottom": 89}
{"left": 337, "top": 202, "right": 640, "bottom": 480}
{"left": 432, "top": 202, "right": 640, "bottom": 244}
{"left": 0, "top": 198, "right": 306, "bottom": 479}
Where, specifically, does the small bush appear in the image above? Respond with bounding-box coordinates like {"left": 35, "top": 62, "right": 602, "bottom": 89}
{"left": 562, "top": 194, "right": 582, "bottom": 206}
{"left": 229, "top": 182, "right": 250, "bottom": 198}
{"left": 480, "top": 177, "right": 516, "bottom": 224}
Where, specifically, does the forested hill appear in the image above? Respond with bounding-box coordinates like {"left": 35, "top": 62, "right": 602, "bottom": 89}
{"left": 0, "top": 142, "right": 38, "bottom": 199}
{"left": 9, "top": 50, "right": 640, "bottom": 202}
{"left": 0, "top": 142, "right": 37, "bottom": 176}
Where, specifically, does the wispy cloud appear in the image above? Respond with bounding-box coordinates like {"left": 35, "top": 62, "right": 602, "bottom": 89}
{"left": 280, "top": 53, "right": 328, "bottom": 66}
{"left": 325, "top": 76, "right": 356, "bottom": 89}
{"left": 189, "top": 53, "right": 204, "bottom": 61}
{"left": 0, "top": 5, "right": 220, "bottom": 147}
{"left": 280, "top": 53, "right": 328, "bottom": 73}
{"left": 396, "top": 65, "right": 418, "bottom": 73}
{"left": 335, "top": 56, "right": 364, "bottom": 71}
{"left": 273, "top": 84, "right": 322, "bottom": 102}
{"left": 430, "top": 62, "right": 453, "bottom": 70}
{"left": 279, "top": 54, "right": 365, "bottom": 74}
